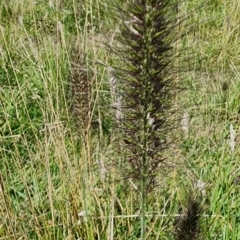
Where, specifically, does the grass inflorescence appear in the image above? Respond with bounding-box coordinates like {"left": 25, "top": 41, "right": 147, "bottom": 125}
{"left": 111, "top": 0, "right": 187, "bottom": 238}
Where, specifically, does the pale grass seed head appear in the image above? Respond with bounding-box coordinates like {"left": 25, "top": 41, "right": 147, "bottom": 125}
{"left": 229, "top": 124, "right": 235, "bottom": 153}
{"left": 181, "top": 112, "right": 189, "bottom": 137}
{"left": 194, "top": 179, "right": 206, "bottom": 196}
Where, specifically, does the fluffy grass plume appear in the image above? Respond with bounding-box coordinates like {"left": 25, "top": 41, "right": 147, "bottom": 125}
{"left": 113, "top": 0, "right": 182, "bottom": 238}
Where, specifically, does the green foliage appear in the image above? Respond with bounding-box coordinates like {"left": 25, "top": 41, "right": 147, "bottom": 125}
{"left": 0, "top": 0, "right": 240, "bottom": 239}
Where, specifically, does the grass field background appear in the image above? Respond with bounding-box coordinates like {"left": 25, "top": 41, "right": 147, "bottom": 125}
{"left": 0, "top": 0, "right": 240, "bottom": 239}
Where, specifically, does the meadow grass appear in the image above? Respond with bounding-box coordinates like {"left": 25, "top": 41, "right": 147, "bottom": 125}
{"left": 0, "top": 0, "right": 240, "bottom": 239}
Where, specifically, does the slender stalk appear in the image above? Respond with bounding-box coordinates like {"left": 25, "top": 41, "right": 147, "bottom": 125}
{"left": 141, "top": 4, "right": 151, "bottom": 236}
{"left": 140, "top": 175, "right": 146, "bottom": 239}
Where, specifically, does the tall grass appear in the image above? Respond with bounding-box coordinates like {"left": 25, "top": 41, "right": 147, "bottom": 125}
{"left": 0, "top": 0, "right": 240, "bottom": 239}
